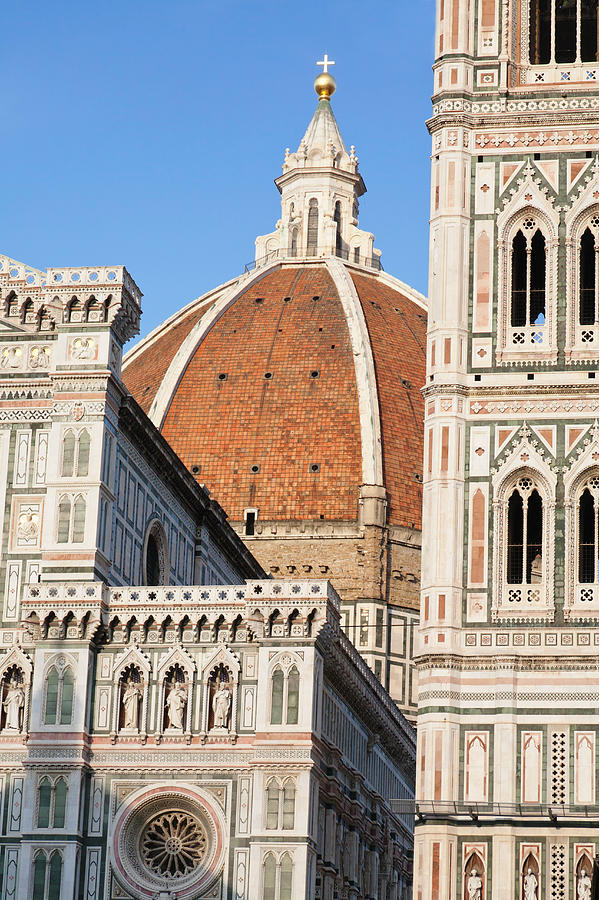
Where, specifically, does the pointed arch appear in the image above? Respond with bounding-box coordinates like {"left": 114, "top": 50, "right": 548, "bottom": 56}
{"left": 492, "top": 449, "right": 556, "bottom": 618}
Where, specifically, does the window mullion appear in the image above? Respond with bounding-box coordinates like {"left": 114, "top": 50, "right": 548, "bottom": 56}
{"left": 576, "top": 0, "right": 582, "bottom": 62}
{"left": 526, "top": 243, "right": 532, "bottom": 327}
{"left": 594, "top": 499, "right": 598, "bottom": 584}
{"left": 275, "top": 861, "right": 282, "bottom": 900}
{"left": 282, "top": 673, "right": 288, "bottom": 723}
{"left": 551, "top": 0, "right": 556, "bottom": 63}
{"left": 522, "top": 495, "right": 529, "bottom": 585}
{"left": 594, "top": 243, "right": 599, "bottom": 324}
{"left": 57, "top": 678, "right": 63, "bottom": 726}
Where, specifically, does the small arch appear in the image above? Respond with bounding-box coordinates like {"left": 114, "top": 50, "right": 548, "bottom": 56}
{"left": 67, "top": 297, "right": 83, "bottom": 323}
{"left": 85, "top": 296, "right": 104, "bottom": 322}
{"left": 143, "top": 519, "right": 169, "bottom": 586}
{"left": 4, "top": 292, "right": 18, "bottom": 317}
{"left": 307, "top": 198, "right": 319, "bottom": 256}
{"left": 21, "top": 298, "right": 35, "bottom": 325}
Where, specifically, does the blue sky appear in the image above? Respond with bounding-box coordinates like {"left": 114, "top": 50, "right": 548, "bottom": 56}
{"left": 4, "top": 0, "right": 435, "bottom": 343}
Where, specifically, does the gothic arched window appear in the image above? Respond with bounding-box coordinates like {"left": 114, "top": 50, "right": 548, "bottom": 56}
{"left": 307, "top": 199, "right": 318, "bottom": 256}
{"left": 61, "top": 430, "right": 90, "bottom": 478}
{"left": 263, "top": 852, "right": 293, "bottom": 900}
{"left": 32, "top": 850, "right": 62, "bottom": 900}
{"left": 507, "top": 479, "right": 543, "bottom": 585}
{"left": 270, "top": 661, "right": 300, "bottom": 725}
{"left": 57, "top": 494, "right": 86, "bottom": 543}
{"left": 580, "top": 226, "right": 597, "bottom": 324}
{"left": 577, "top": 475, "right": 599, "bottom": 583}
{"left": 61, "top": 432, "right": 76, "bottom": 478}
{"left": 44, "top": 666, "right": 74, "bottom": 725}
{"left": 37, "top": 776, "right": 67, "bottom": 828}
{"left": 265, "top": 777, "right": 296, "bottom": 830}
{"left": 530, "top": 0, "right": 598, "bottom": 65}
{"left": 511, "top": 224, "right": 546, "bottom": 332}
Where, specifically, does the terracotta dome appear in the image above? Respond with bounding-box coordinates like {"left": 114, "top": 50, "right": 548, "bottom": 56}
{"left": 123, "top": 259, "right": 426, "bottom": 529}
{"left": 122, "top": 76, "right": 427, "bottom": 716}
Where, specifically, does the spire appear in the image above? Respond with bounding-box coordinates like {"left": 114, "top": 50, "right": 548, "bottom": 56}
{"left": 282, "top": 55, "right": 358, "bottom": 176}
{"left": 255, "top": 58, "right": 380, "bottom": 268}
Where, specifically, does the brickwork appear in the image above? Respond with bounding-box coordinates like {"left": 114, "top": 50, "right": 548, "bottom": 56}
{"left": 160, "top": 266, "right": 362, "bottom": 520}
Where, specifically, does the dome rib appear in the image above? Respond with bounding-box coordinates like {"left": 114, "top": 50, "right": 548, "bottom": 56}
{"left": 148, "top": 261, "right": 282, "bottom": 428}
{"left": 325, "top": 257, "right": 383, "bottom": 487}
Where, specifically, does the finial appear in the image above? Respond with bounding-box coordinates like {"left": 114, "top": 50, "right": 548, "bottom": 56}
{"left": 314, "top": 53, "right": 336, "bottom": 100}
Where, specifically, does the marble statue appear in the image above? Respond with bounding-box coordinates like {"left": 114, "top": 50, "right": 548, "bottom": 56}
{"left": 212, "top": 681, "right": 231, "bottom": 728}
{"left": 122, "top": 678, "right": 142, "bottom": 730}
{"left": 166, "top": 681, "right": 187, "bottom": 730}
{"left": 524, "top": 869, "right": 538, "bottom": 900}
{"left": 468, "top": 869, "right": 482, "bottom": 900}
{"left": 3, "top": 679, "right": 24, "bottom": 731}
{"left": 578, "top": 869, "right": 591, "bottom": 900}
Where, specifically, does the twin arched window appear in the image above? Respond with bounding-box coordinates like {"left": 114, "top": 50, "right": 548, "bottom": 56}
{"left": 263, "top": 852, "right": 293, "bottom": 900}
{"left": 37, "top": 777, "right": 67, "bottom": 828}
{"left": 61, "top": 429, "right": 90, "bottom": 478}
{"left": 44, "top": 666, "right": 74, "bottom": 725}
{"left": 270, "top": 664, "right": 299, "bottom": 725}
{"left": 530, "top": 0, "right": 598, "bottom": 66}
{"left": 265, "top": 777, "right": 295, "bottom": 830}
{"left": 32, "top": 850, "right": 62, "bottom": 900}
{"left": 57, "top": 494, "right": 86, "bottom": 543}
{"left": 510, "top": 221, "right": 546, "bottom": 336}
{"left": 507, "top": 478, "right": 544, "bottom": 585}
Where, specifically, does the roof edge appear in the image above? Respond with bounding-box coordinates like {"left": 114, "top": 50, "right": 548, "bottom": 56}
{"left": 123, "top": 272, "right": 244, "bottom": 369}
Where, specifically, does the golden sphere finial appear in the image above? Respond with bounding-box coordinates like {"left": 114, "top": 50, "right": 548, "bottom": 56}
{"left": 314, "top": 72, "right": 336, "bottom": 100}
{"left": 315, "top": 54, "right": 336, "bottom": 101}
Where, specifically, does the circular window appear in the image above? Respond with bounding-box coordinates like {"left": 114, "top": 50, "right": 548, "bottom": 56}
{"left": 141, "top": 811, "right": 207, "bottom": 877}
{"left": 143, "top": 519, "right": 169, "bottom": 586}
{"left": 111, "top": 786, "right": 225, "bottom": 899}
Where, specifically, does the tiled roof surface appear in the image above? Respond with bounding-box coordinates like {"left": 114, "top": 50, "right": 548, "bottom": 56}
{"left": 123, "top": 306, "right": 203, "bottom": 414}
{"left": 351, "top": 273, "right": 426, "bottom": 527}
{"left": 161, "top": 267, "right": 362, "bottom": 520}
{"left": 123, "top": 263, "right": 427, "bottom": 527}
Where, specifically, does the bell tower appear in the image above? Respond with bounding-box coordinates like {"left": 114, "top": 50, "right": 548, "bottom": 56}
{"left": 416, "top": 2, "right": 599, "bottom": 899}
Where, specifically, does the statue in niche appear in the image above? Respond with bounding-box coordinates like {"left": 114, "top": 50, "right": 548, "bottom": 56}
{"left": 165, "top": 676, "right": 187, "bottom": 730}
{"left": 468, "top": 869, "right": 482, "bottom": 900}
{"left": 121, "top": 676, "right": 142, "bottom": 730}
{"left": 523, "top": 869, "right": 538, "bottom": 900}
{"left": 212, "top": 681, "right": 231, "bottom": 729}
{"left": 2, "top": 677, "right": 24, "bottom": 731}
{"left": 578, "top": 869, "right": 591, "bottom": 900}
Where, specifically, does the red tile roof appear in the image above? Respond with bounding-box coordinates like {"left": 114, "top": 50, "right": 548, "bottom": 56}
{"left": 123, "top": 262, "right": 426, "bottom": 528}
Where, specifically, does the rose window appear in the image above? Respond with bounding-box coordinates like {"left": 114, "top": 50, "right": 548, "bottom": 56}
{"left": 141, "top": 811, "right": 207, "bottom": 878}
